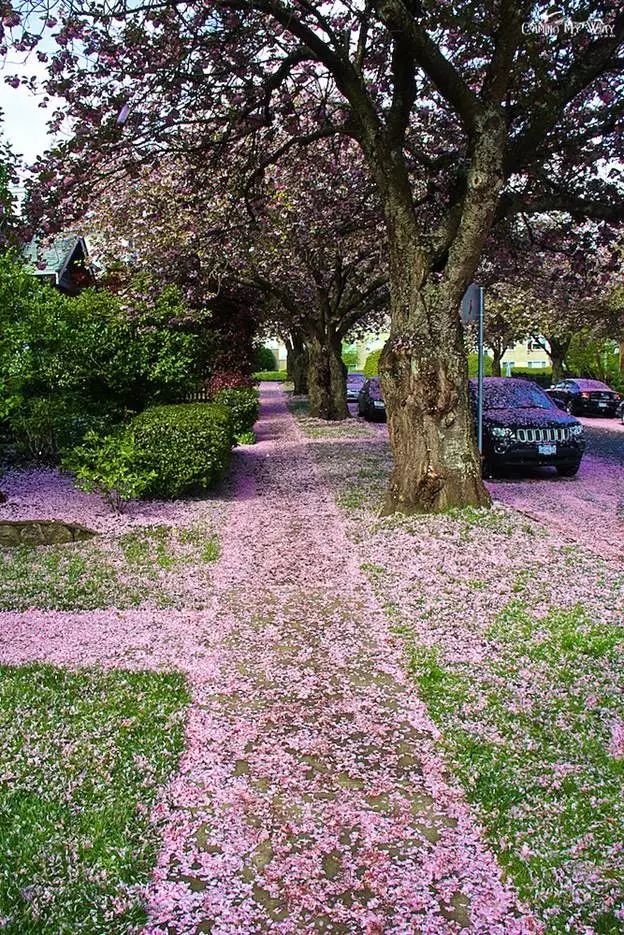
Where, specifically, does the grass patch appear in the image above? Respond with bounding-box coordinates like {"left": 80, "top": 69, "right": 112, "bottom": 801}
{"left": 407, "top": 602, "right": 624, "bottom": 932}
{"left": 0, "top": 523, "right": 221, "bottom": 610}
{"left": 0, "top": 663, "right": 189, "bottom": 933}
{"left": 0, "top": 544, "right": 142, "bottom": 610}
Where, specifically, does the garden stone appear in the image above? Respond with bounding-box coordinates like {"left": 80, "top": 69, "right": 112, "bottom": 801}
{"left": 0, "top": 520, "right": 97, "bottom": 548}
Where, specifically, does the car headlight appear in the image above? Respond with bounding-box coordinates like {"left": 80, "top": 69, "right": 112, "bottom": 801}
{"left": 491, "top": 427, "right": 513, "bottom": 438}
{"left": 569, "top": 424, "right": 584, "bottom": 437}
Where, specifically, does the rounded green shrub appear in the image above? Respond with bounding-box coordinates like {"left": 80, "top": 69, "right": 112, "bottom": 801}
{"left": 213, "top": 387, "right": 259, "bottom": 443}
{"left": 128, "top": 403, "right": 233, "bottom": 498}
{"left": 363, "top": 348, "right": 382, "bottom": 377}
{"left": 254, "top": 346, "right": 277, "bottom": 371}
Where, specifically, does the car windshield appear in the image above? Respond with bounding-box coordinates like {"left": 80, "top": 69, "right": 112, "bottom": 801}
{"left": 482, "top": 382, "right": 553, "bottom": 411}
{"left": 347, "top": 373, "right": 365, "bottom": 382}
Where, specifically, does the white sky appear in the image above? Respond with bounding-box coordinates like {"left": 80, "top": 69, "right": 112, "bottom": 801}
{"left": 0, "top": 78, "right": 52, "bottom": 165}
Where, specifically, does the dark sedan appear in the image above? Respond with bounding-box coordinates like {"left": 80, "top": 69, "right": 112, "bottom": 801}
{"left": 546, "top": 378, "right": 621, "bottom": 417}
{"left": 358, "top": 378, "right": 386, "bottom": 421}
{"left": 471, "top": 378, "right": 586, "bottom": 477}
{"left": 346, "top": 372, "right": 366, "bottom": 401}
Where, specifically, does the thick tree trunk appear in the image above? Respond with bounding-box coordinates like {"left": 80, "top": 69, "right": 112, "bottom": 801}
{"left": 373, "top": 110, "right": 504, "bottom": 514}
{"left": 307, "top": 332, "right": 348, "bottom": 420}
{"left": 380, "top": 282, "right": 489, "bottom": 515}
{"left": 491, "top": 346, "right": 503, "bottom": 378}
{"left": 619, "top": 340, "right": 623, "bottom": 373}
{"left": 286, "top": 331, "right": 309, "bottom": 395}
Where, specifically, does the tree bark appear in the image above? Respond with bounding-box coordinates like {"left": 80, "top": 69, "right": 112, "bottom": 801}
{"left": 545, "top": 335, "right": 570, "bottom": 384}
{"left": 491, "top": 346, "right": 503, "bottom": 377}
{"left": 286, "top": 331, "right": 309, "bottom": 395}
{"left": 307, "top": 331, "right": 348, "bottom": 420}
{"left": 372, "top": 110, "right": 504, "bottom": 514}
{"left": 380, "top": 276, "right": 489, "bottom": 515}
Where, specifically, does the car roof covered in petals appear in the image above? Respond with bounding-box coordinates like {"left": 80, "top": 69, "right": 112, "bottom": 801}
{"left": 568, "top": 378, "right": 613, "bottom": 391}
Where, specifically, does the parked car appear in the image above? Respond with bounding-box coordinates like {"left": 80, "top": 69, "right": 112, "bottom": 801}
{"left": 470, "top": 378, "right": 586, "bottom": 476}
{"left": 358, "top": 378, "right": 386, "bottom": 420}
{"left": 346, "top": 372, "right": 366, "bottom": 401}
{"left": 546, "top": 378, "right": 621, "bottom": 417}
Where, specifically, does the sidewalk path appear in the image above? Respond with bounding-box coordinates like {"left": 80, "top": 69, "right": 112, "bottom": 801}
{"left": 143, "top": 384, "right": 534, "bottom": 934}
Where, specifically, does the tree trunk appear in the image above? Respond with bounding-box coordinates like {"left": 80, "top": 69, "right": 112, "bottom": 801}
{"left": 307, "top": 331, "right": 348, "bottom": 420}
{"left": 546, "top": 336, "right": 570, "bottom": 384}
{"left": 286, "top": 331, "right": 309, "bottom": 395}
{"left": 491, "top": 346, "right": 503, "bottom": 378}
{"left": 619, "top": 340, "right": 624, "bottom": 373}
{"left": 380, "top": 281, "right": 489, "bottom": 515}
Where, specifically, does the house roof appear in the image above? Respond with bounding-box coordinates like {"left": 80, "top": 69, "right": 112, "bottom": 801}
{"left": 22, "top": 234, "right": 89, "bottom": 284}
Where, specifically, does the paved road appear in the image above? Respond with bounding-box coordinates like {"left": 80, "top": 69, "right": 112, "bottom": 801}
{"left": 579, "top": 417, "right": 624, "bottom": 465}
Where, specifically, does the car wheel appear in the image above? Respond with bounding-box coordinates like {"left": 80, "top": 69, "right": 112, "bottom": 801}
{"left": 565, "top": 400, "right": 576, "bottom": 415}
{"left": 556, "top": 461, "right": 581, "bottom": 477}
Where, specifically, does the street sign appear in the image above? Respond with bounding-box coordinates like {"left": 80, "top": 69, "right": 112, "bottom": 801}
{"left": 460, "top": 283, "right": 480, "bottom": 324}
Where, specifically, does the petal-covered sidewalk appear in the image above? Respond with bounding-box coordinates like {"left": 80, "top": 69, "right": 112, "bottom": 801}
{"left": 0, "top": 384, "right": 538, "bottom": 933}
{"left": 144, "top": 384, "right": 534, "bottom": 933}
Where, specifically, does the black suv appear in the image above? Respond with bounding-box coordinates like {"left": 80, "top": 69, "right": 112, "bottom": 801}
{"left": 470, "top": 378, "right": 586, "bottom": 477}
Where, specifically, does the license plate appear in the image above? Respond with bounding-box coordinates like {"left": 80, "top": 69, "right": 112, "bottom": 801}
{"left": 538, "top": 443, "right": 556, "bottom": 455}
{"left": 598, "top": 401, "right": 607, "bottom": 408}
{"left": 373, "top": 401, "right": 385, "bottom": 408}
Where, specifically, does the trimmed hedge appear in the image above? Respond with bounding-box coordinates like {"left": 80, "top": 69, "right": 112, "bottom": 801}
{"left": 253, "top": 370, "right": 289, "bottom": 382}
{"left": 510, "top": 367, "right": 552, "bottom": 388}
{"left": 213, "top": 387, "right": 259, "bottom": 443}
{"left": 128, "top": 403, "right": 233, "bottom": 498}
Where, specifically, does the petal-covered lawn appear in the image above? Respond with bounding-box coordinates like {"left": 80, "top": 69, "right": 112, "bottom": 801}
{"left": 0, "top": 664, "right": 189, "bottom": 933}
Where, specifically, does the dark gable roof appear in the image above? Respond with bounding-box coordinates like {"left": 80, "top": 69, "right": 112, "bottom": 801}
{"left": 22, "top": 234, "right": 90, "bottom": 285}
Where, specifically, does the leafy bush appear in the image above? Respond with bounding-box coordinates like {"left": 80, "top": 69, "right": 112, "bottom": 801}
{"left": 11, "top": 397, "right": 120, "bottom": 462}
{"left": 213, "top": 387, "right": 259, "bottom": 443}
{"left": 467, "top": 352, "right": 494, "bottom": 377}
{"left": 128, "top": 403, "right": 233, "bottom": 498}
{"left": 252, "top": 370, "right": 288, "bottom": 381}
{"left": 363, "top": 349, "right": 382, "bottom": 377}
{"left": 63, "top": 430, "right": 157, "bottom": 511}
{"left": 0, "top": 254, "right": 204, "bottom": 464}
{"left": 254, "top": 345, "right": 277, "bottom": 371}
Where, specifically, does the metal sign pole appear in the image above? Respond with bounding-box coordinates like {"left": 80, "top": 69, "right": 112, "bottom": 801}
{"left": 477, "top": 286, "right": 485, "bottom": 452}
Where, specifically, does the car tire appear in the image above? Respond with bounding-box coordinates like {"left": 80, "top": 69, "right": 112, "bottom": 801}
{"left": 556, "top": 461, "right": 581, "bottom": 477}
{"left": 565, "top": 400, "right": 576, "bottom": 415}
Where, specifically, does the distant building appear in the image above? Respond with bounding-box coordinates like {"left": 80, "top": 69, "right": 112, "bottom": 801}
{"left": 22, "top": 234, "right": 95, "bottom": 295}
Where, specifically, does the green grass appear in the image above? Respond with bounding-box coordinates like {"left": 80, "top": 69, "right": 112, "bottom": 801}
{"left": 0, "top": 524, "right": 221, "bottom": 610}
{"left": 0, "top": 545, "right": 142, "bottom": 610}
{"left": 407, "top": 602, "right": 624, "bottom": 933}
{"left": 0, "top": 663, "right": 189, "bottom": 933}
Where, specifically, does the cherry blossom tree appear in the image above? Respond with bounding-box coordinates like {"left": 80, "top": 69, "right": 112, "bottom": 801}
{"left": 4, "top": 0, "right": 624, "bottom": 510}
{"left": 78, "top": 137, "right": 388, "bottom": 419}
